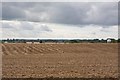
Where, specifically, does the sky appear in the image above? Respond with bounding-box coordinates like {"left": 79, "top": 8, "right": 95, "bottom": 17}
{"left": 1, "top": 2, "right": 118, "bottom": 39}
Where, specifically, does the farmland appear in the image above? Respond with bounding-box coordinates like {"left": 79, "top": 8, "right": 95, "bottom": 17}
{"left": 2, "top": 43, "right": 118, "bottom": 78}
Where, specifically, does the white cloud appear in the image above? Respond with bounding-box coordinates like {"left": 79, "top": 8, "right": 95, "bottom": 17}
{"left": 1, "top": 20, "right": 118, "bottom": 39}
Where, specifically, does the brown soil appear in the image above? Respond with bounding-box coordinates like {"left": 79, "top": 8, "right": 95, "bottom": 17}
{"left": 2, "top": 43, "right": 118, "bottom": 78}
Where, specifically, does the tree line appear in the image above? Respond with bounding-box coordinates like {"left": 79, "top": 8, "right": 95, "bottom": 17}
{"left": 0, "top": 38, "right": 120, "bottom": 43}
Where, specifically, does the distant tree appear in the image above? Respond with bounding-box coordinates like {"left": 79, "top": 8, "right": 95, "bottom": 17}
{"left": 69, "top": 40, "right": 80, "bottom": 43}
{"left": 100, "top": 39, "right": 106, "bottom": 43}
{"left": 93, "top": 39, "right": 100, "bottom": 43}
{"left": 40, "top": 40, "right": 42, "bottom": 43}
{"left": 118, "top": 39, "right": 120, "bottom": 43}
{"left": 111, "top": 39, "right": 117, "bottom": 43}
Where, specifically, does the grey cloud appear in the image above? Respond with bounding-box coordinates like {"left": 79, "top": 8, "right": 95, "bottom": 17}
{"left": 2, "top": 22, "right": 13, "bottom": 28}
{"left": 118, "top": 2, "right": 120, "bottom": 25}
{"left": 2, "top": 21, "right": 34, "bottom": 30}
{"left": 20, "top": 22, "right": 34, "bottom": 30}
{"left": 40, "top": 24, "right": 52, "bottom": 32}
{"left": 48, "top": 3, "right": 87, "bottom": 25}
{"left": 100, "top": 29, "right": 111, "bottom": 32}
{"left": 2, "top": 2, "right": 26, "bottom": 20}
{"left": 49, "top": 2, "right": 118, "bottom": 26}
{"left": 91, "top": 32, "right": 96, "bottom": 35}
{"left": 0, "top": 3, "right": 2, "bottom": 20}
{"left": 2, "top": 2, "right": 118, "bottom": 26}
{"left": 84, "top": 3, "right": 118, "bottom": 26}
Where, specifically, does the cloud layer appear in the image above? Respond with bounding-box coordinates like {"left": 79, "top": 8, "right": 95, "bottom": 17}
{"left": 2, "top": 2, "right": 118, "bottom": 26}
{"left": 1, "top": 20, "right": 118, "bottom": 39}
{"left": 1, "top": 2, "right": 118, "bottom": 39}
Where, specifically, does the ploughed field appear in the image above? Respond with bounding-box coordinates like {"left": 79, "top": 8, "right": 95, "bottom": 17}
{"left": 2, "top": 43, "right": 118, "bottom": 78}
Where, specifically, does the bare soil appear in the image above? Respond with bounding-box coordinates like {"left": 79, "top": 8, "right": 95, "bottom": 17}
{"left": 2, "top": 43, "right": 118, "bottom": 78}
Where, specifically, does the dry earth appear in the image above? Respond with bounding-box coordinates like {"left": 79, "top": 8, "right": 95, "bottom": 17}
{"left": 1, "top": 43, "right": 118, "bottom": 78}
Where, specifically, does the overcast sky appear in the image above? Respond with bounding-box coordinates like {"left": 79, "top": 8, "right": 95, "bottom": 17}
{"left": 1, "top": 2, "right": 118, "bottom": 39}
